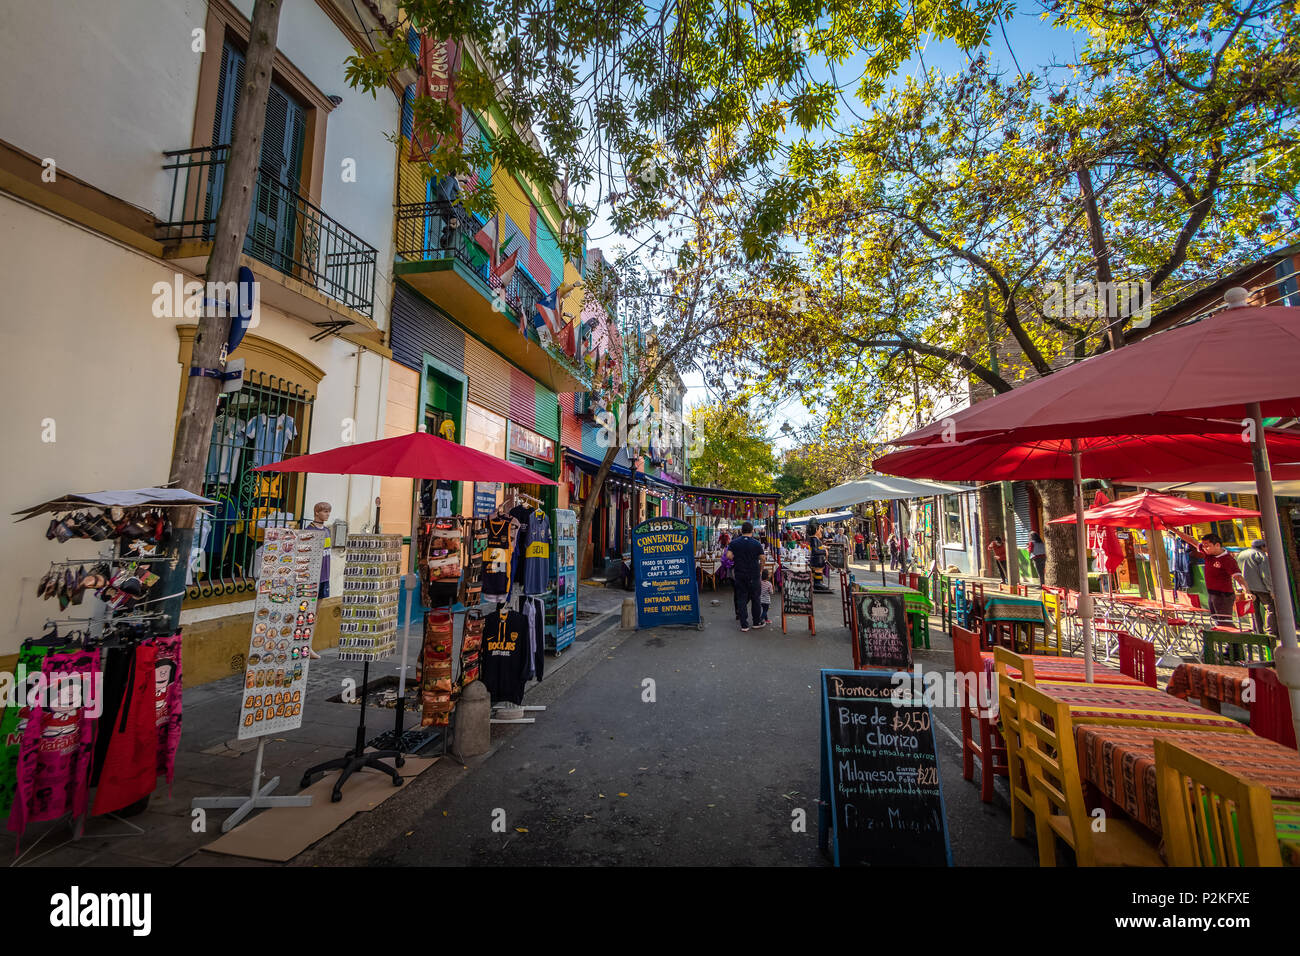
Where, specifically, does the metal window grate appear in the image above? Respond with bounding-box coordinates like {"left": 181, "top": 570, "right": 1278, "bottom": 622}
{"left": 189, "top": 371, "right": 315, "bottom": 601}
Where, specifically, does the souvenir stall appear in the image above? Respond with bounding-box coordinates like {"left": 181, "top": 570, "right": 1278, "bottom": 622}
{"left": 3, "top": 487, "right": 208, "bottom": 856}
{"left": 246, "top": 432, "right": 558, "bottom": 799}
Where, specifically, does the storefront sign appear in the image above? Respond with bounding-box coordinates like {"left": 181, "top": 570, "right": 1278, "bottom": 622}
{"left": 508, "top": 422, "right": 555, "bottom": 462}
{"left": 237, "top": 527, "right": 325, "bottom": 740}
{"left": 632, "top": 517, "right": 699, "bottom": 629}
{"left": 474, "top": 482, "right": 499, "bottom": 518}
{"left": 853, "top": 592, "right": 912, "bottom": 670}
{"left": 818, "top": 668, "right": 951, "bottom": 866}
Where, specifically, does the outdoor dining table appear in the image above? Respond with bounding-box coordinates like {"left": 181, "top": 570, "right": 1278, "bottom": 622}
{"left": 1166, "top": 661, "right": 1253, "bottom": 712}
{"left": 1072, "top": 723, "right": 1300, "bottom": 862}
{"left": 1036, "top": 680, "right": 1252, "bottom": 732}
{"left": 976, "top": 593, "right": 1047, "bottom": 654}
{"left": 1104, "top": 594, "right": 1213, "bottom": 657}
{"left": 979, "top": 651, "right": 1146, "bottom": 687}
{"left": 852, "top": 584, "right": 932, "bottom": 649}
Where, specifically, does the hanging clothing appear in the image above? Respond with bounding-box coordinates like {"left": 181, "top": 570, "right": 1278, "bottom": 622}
{"left": 1171, "top": 537, "right": 1194, "bottom": 591}
{"left": 523, "top": 595, "right": 546, "bottom": 681}
{"left": 523, "top": 510, "right": 552, "bottom": 596}
{"left": 509, "top": 505, "right": 534, "bottom": 587}
{"left": 0, "top": 644, "right": 52, "bottom": 817}
{"left": 7, "top": 650, "right": 99, "bottom": 840}
{"left": 91, "top": 642, "right": 158, "bottom": 816}
{"left": 205, "top": 413, "right": 247, "bottom": 483}
{"left": 245, "top": 413, "right": 298, "bottom": 467}
{"left": 482, "top": 517, "right": 515, "bottom": 597}
{"left": 482, "top": 608, "right": 530, "bottom": 705}
{"left": 434, "top": 480, "right": 454, "bottom": 518}
{"left": 151, "top": 634, "right": 183, "bottom": 788}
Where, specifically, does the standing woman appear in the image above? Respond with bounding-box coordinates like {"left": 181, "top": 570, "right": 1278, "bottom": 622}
{"left": 1028, "top": 532, "right": 1047, "bottom": 584}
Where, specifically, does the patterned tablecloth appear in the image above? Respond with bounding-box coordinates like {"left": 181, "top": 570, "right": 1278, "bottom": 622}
{"left": 1038, "top": 680, "right": 1251, "bottom": 732}
{"left": 979, "top": 595, "right": 1047, "bottom": 625}
{"left": 1074, "top": 723, "right": 1300, "bottom": 847}
{"left": 980, "top": 652, "right": 1146, "bottom": 687}
{"left": 1166, "top": 663, "right": 1253, "bottom": 709}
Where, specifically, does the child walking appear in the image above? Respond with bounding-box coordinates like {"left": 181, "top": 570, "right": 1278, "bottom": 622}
{"left": 759, "top": 569, "right": 773, "bottom": 625}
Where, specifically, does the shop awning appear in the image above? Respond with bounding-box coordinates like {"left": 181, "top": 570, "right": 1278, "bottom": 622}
{"left": 14, "top": 487, "right": 218, "bottom": 520}
{"left": 564, "top": 448, "right": 634, "bottom": 479}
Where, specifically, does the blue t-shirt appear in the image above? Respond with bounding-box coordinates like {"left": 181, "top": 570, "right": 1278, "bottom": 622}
{"left": 728, "top": 535, "right": 763, "bottom": 580}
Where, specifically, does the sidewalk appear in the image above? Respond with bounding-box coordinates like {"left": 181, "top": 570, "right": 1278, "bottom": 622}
{"left": 0, "top": 585, "right": 629, "bottom": 867}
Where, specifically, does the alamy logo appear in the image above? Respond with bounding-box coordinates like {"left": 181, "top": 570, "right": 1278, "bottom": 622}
{"left": 1043, "top": 276, "right": 1151, "bottom": 325}
{"left": 151, "top": 274, "right": 260, "bottom": 325}
{"left": 49, "top": 886, "right": 151, "bottom": 936}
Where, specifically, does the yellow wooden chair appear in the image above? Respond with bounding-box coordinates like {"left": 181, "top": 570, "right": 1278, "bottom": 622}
{"left": 1037, "top": 592, "right": 1064, "bottom": 656}
{"left": 993, "top": 647, "right": 1035, "bottom": 840}
{"left": 1016, "top": 681, "right": 1165, "bottom": 867}
{"left": 1153, "top": 739, "right": 1282, "bottom": 867}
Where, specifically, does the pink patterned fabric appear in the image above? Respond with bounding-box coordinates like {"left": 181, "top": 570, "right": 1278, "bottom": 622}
{"left": 151, "top": 634, "right": 183, "bottom": 788}
{"left": 6, "top": 650, "right": 99, "bottom": 844}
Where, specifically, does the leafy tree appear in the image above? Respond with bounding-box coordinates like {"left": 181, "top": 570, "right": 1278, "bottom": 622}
{"left": 711, "top": 0, "right": 1299, "bottom": 584}
{"left": 687, "top": 400, "right": 779, "bottom": 492}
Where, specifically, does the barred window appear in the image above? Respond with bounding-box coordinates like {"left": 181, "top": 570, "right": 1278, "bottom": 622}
{"left": 188, "top": 371, "right": 314, "bottom": 599}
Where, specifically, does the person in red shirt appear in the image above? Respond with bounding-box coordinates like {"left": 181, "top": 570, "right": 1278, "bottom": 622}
{"left": 986, "top": 536, "right": 1008, "bottom": 583}
{"left": 1168, "top": 530, "right": 1247, "bottom": 626}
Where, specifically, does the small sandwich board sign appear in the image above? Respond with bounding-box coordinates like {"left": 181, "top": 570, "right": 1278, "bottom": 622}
{"left": 782, "top": 569, "right": 815, "bottom": 634}
{"left": 818, "top": 668, "right": 952, "bottom": 866}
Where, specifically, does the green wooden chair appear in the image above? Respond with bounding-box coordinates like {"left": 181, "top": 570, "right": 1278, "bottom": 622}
{"left": 1202, "top": 629, "right": 1274, "bottom": 665}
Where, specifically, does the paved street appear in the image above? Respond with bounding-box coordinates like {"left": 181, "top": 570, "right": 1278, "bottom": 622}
{"left": 299, "top": 572, "right": 1036, "bottom": 866}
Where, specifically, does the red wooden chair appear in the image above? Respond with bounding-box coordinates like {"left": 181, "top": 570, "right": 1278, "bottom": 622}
{"left": 1249, "top": 667, "right": 1297, "bottom": 749}
{"left": 1116, "top": 631, "right": 1157, "bottom": 688}
{"left": 950, "top": 623, "right": 1008, "bottom": 802}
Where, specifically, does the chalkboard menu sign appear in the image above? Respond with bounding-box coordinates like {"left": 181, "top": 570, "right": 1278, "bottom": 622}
{"left": 818, "top": 668, "right": 952, "bottom": 866}
{"left": 854, "top": 592, "right": 912, "bottom": 670}
{"left": 784, "top": 570, "right": 813, "bottom": 615}
{"left": 827, "top": 543, "right": 847, "bottom": 570}
{"left": 632, "top": 517, "right": 700, "bottom": 629}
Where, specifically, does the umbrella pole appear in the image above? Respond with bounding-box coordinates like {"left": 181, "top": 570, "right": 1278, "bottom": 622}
{"left": 1071, "top": 440, "right": 1095, "bottom": 683}
{"left": 1247, "top": 402, "right": 1300, "bottom": 745}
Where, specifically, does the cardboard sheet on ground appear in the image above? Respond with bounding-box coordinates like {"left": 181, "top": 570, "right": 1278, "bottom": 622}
{"left": 202, "top": 754, "right": 438, "bottom": 861}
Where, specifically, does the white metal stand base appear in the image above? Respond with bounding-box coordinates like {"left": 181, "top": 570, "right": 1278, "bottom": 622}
{"left": 192, "top": 738, "right": 312, "bottom": 833}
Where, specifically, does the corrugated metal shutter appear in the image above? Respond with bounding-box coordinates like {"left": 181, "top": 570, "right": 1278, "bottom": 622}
{"left": 401, "top": 85, "right": 414, "bottom": 139}
{"left": 560, "top": 392, "right": 582, "bottom": 449}
{"left": 1011, "top": 483, "right": 1032, "bottom": 549}
{"left": 390, "top": 284, "right": 464, "bottom": 373}
{"left": 496, "top": 165, "right": 531, "bottom": 239}
{"left": 534, "top": 380, "right": 559, "bottom": 441}
{"left": 581, "top": 420, "right": 603, "bottom": 460}
{"left": 465, "top": 336, "right": 510, "bottom": 418}
{"left": 535, "top": 215, "right": 564, "bottom": 283}
{"left": 508, "top": 366, "right": 535, "bottom": 427}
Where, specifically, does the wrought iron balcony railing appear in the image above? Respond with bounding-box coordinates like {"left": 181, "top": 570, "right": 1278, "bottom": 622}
{"left": 159, "top": 147, "right": 377, "bottom": 318}
{"left": 395, "top": 200, "right": 546, "bottom": 324}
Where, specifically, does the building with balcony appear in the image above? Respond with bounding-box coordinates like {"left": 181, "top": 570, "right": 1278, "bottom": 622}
{"left": 0, "top": 0, "right": 403, "bottom": 681}
{"left": 377, "top": 36, "right": 596, "bottom": 575}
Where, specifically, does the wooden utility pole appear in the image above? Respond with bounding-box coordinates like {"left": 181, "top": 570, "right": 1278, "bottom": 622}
{"left": 160, "top": 0, "right": 283, "bottom": 625}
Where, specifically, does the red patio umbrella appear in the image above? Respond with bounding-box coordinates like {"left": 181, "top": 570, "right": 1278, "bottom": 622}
{"left": 871, "top": 430, "right": 1300, "bottom": 482}
{"left": 874, "top": 427, "right": 1300, "bottom": 680}
{"left": 1048, "top": 489, "right": 1261, "bottom": 529}
{"left": 886, "top": 304, "right": 1300, "bottom": 714}
{"left": 252, "top": 430, "right": 557, "bottom": 484}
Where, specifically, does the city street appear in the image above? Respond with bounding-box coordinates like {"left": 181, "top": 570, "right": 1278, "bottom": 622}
{"left": 299, "top": 575, "right": 1035, "bottom": 866}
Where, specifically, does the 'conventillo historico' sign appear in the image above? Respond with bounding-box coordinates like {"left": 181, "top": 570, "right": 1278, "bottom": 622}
{"left": 632, "top": 517, "right": 699, "bottom": 629}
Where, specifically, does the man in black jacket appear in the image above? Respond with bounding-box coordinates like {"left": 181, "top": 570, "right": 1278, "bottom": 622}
{"left": 726, "top": 521, "right": 765, "bottom": 631}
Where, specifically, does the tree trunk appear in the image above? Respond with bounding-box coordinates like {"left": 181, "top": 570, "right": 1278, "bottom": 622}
{"left": 1034, "top": 478, "right": 1080, "bottom": 588}
{"left": 977, "top": 483, "right": 1003, "bottom": 576}
{"left": 576, "top": 443, "right": 621, "bottom": 579}
{"left": 160, "top": 0, "right": 283, "bottom": 627}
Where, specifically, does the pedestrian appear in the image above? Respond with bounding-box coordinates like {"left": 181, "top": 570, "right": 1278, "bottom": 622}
{"left": 1168, "top": 530, "right": 1247, "bottom": 627}
{"left": 987, "top": 535, "right": 1007, "bottom": 583}
{"left": 1028, "top": 532, "right": 1046, "bottom": 585}
{"left": 725, "top": 521, "right": 765, "bottom": 631}
{"left": 888, "top": 536, "right": 899, "bottom": 570}
{"left": 809, "top": 522, "right": 831, "bottom": 592}
{"left": 1237, "top": 538, "right": 1279, "bottom": 638}
{"left": 853, "top": 528, "right": 865, "bottom": 560}
{"left": 759, "top": 569, "right": 773, "bottom": 625}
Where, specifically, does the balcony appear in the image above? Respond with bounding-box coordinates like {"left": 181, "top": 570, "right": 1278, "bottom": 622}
{"left": 158, "top": 147, "right": 378, "bottom": 333}
{"left": 394, "top": 200, "right": 589, "bottom": 393}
